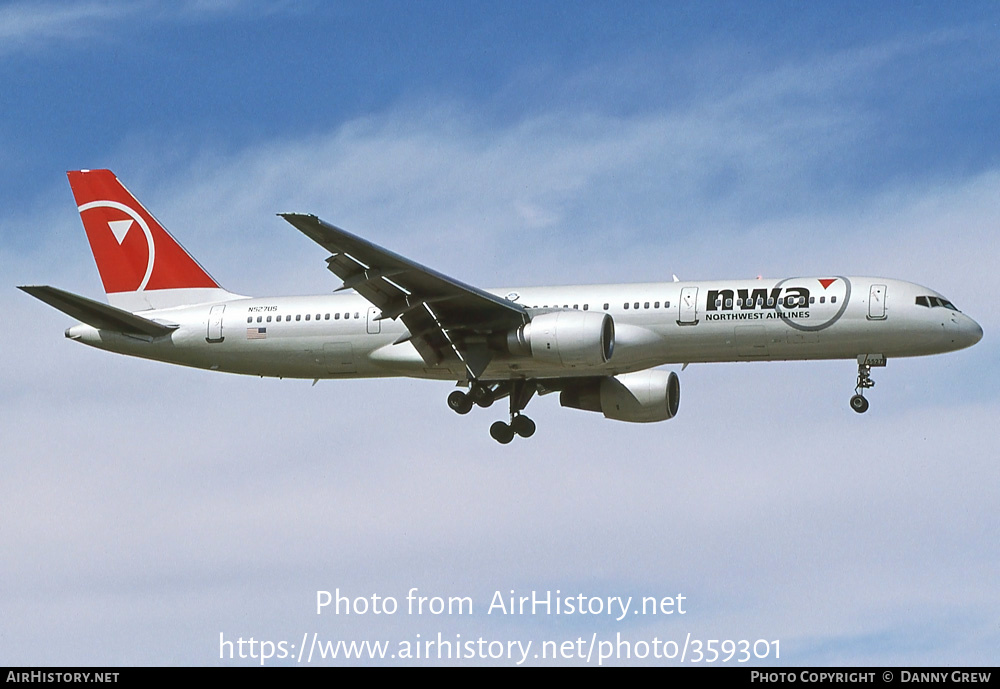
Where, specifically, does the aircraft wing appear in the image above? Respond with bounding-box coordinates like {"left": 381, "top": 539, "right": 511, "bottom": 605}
{"left": 18, "top": 285, "right": 178, "bottom": 337}
{"left": 279, "top": 213, "right": 528, "bottom": 378}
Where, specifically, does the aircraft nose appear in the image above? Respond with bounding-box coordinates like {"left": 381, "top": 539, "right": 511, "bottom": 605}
{"left": 967, "top": 317, "right": 984, "bottom": 346}
{"left": 956, "top": 315, "right": 983, "bottom": 349}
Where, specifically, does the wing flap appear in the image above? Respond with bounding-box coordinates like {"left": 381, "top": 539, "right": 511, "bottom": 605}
{"left": 18, "top": 285, "right": 178, "bottom": 337}
{"left": 280, "top": 213, "right": 527, "bottom": 378}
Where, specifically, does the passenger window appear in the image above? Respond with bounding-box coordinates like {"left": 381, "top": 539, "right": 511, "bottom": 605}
{"left": 655, "top": 301, "right": 660, "bottom": 308}
{"left": 355, "top": 312, "right": 360, "bottom": 319}
{"left": 247, "top": 317, "right": 252, "bottom": 323}
{"left": 624, "top": 303, "right": 630, "bottom": 310}
{"left": 665, "top": 301, "right": 670, "bottom": 308}
{"left": 820, "top": 296, "right": 826, "bottom": 304}
{"left": 724, "top": 299, "right": 732, "bottom": 308}
{"left": 644, "top": 302, "right": 650, "bottom": 309}
{"left": 831, "top": 296, "right": 837, "bottom": 303}
{"left": 583, "top": 304, "right": 589, "bottom": 311}
{"left": 325, "top": 314, "right": 330, "bottom": 320}
{"left": 603, "top": 303, "right": 609, "bottom": 310}
{"left": 257, "top": 316, "right": 262, "bottom": 323}
{"left": 266, "top": 316, "right": 272, "bottom": 322}
{"left": 305, "top": 314, "right": 311, "bottom": 321}
{"left": 335, "top": 313, "right": 340, "bottom": 320}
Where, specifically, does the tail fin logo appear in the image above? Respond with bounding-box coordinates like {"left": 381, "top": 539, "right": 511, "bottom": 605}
{"left": 108, "top": 219, "right": 134, "bottom": 244}
{"left": 68, "top": 169, "right": 219, "bottom": 296}
{"left": 78, "top": 200, "right": 156, "bottom": 292}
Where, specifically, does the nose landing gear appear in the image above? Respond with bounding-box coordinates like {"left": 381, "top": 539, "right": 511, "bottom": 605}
{"left": 850, "top": 354, "right": 884, "bottom": 414}
{"left": 849, "top": 393, "right": 870, "bottom": 413}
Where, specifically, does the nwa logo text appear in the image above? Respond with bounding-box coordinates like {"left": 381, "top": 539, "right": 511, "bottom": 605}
{"left": 704, "top": 278, "right": 850, "bottom": 331}
{"left": 708, "top": 286, "right": 811, "bottom": 311}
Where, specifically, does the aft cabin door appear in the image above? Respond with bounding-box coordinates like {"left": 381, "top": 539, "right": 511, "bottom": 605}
{"left": 677, "top": 287, "right": 699, "bottom": 325}
{"left": 206, "top": 304, "right": 225, "bottom": 343}
{"left": 868, "top": 284, "right": 887, "bottom": 320}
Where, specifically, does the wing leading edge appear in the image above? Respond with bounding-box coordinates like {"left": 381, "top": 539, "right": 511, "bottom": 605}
{"left": 279, "top": 213, "right": 527, "bottom": 379}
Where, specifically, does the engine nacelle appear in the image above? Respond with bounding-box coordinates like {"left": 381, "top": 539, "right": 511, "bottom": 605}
{"left": 507, "top": 311, "right": 614, "bottom": 367}
{"left": 560, "top": 370, "right": 680, "bottom": 423}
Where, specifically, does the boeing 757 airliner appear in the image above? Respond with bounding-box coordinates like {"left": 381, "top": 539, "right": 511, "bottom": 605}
{"left": 19, "top": 170, "right": 983, "bottom": 443}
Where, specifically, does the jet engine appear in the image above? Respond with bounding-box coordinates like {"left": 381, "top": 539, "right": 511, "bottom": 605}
{"left": 560, "top": 369, "right": 680, "bottom": 422}
{"left": 507, "top": 311, "right": 614, "bottom": 367}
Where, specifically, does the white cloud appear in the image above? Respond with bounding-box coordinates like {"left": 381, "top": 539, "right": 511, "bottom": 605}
{"left": 0, "top": 2, "right": 126, "bottom": 51}
{"left": 0, "top": 0, "right": 293, "bottom": 56}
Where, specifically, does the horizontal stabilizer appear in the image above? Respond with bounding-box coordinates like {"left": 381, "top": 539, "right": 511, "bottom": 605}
{"left": 18, "top": 285, "right": 178, "bottom": 337}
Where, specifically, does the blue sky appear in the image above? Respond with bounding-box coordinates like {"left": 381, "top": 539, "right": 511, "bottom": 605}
{"left": 2, "top": 1, "right": 999, "bottom": 666}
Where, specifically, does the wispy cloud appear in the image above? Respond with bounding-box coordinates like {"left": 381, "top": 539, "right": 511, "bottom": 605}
{"left": 0, "top": 2, "right": 129, "bottom": 53}
{"left": 0, "top": 0, "right": 292, "bottom": 56}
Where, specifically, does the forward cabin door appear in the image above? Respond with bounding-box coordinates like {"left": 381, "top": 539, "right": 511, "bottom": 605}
{"left": 868, "top": 284, "right": 887, "bottom": 320}
{"left": 677, "top": 287, "right": 699, "bottom": 325}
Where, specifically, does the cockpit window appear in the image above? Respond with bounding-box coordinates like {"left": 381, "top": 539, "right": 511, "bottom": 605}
{"left": 916, "top": 295, "right": 959, "bottom": 310}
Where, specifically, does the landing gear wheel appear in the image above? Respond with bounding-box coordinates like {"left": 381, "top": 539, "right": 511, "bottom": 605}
{"left": 511, "top": 415, "right": 536, "bottom": 438}
{"left": 851, "top": 357, "right": 878, "bottom": 414}
{"left": 850, "top": 394, "right": 869, "bottom": 414}
{"left": 490, "top": 421, "right": 515, "bottom": 444}
{"left": 448, "top": 390, "right": 473, "bottom": 415}
{"left": 472, "top": 385, "right": 496, "bottom": 408}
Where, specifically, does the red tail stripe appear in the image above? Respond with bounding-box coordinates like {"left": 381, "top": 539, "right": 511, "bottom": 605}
{"left": 67, "top": 170, "right": 219, "bottom": 294}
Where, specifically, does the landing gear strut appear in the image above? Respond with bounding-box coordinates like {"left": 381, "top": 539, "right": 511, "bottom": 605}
{"left": 446, "top": 380, "right": 538, "bottom": 442}
{"left": 489, "top": 379, "right": 537, "bottom": 444}
{"left": 850, "top": 356, "right": 879, "bottom": 414}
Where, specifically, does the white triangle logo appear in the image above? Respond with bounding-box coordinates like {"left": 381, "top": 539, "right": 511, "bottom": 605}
{"left": 108, "top": 219, "right": 134, "bottom": 245}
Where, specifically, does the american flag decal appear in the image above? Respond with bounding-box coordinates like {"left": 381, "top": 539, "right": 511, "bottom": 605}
{"left": 246, "top": 327, "right": 267, "bottom": 339}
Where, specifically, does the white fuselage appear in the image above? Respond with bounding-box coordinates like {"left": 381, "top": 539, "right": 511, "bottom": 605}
{"left": 65, "top": 276, "right": 983, "bottom": 382}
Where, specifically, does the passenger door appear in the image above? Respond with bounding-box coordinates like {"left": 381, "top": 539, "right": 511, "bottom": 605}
{"left": 677, "top": 287, "right": 699, "bottom": 325}
{"left": 206, "top": 304, "right": 225, "bottom": 343}
{"left": 868, "top": 284, "right": 887, "bottom": 320}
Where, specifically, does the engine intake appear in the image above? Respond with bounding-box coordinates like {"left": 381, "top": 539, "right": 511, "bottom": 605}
{"left": 560, "top": 370, "right": 680, "bottom": 423}
{"left": 507, "top": 311, "right": 614, "bottom": 367}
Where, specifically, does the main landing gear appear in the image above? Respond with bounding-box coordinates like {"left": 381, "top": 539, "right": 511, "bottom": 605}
{"left": 447, "top": 383, "right": 496, "bottom": 414}
{"left": 850, "top": 356, "right": 881, "bottom": 414}
{"left": 448, "top": 380, "right": 537, "bottom": 443}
